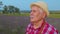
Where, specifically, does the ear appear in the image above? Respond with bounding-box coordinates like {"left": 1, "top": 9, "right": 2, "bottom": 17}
{"left": 42, "top": 12, "right": 46, "bottom": 18}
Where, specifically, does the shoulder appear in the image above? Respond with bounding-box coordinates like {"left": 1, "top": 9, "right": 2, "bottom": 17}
{"left": 43, "top": 23, "right": 58, "bottom": 34}
{"left": 26, "top": 23, "right": 31, "bottom": 31}
{"left": 27, "top": 23, "right": 31, "bottom": 28}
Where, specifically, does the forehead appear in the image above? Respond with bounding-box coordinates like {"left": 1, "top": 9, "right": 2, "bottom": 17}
{"left": 31, "top": 6, "right": 43, "bottom": 13}
{"left": 31, "top": 6, "right": 40, "bottom": 10}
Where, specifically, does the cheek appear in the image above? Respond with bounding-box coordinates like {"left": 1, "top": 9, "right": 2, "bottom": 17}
{"left": 35, "top": 12, "right": 41, "bottom": 17}
{"left": 36, "top": 13, "right": 43, "bottom": 19}
{"left": 34, "top": 13, "right": 41, "bottom": 19}
{"left": 34, "top": 12, "right": 40, "bottom": 16}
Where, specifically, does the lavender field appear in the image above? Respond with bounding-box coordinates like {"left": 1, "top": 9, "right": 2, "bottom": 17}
{"left": 0, "top": 15, "right": 60, "bottom": 34}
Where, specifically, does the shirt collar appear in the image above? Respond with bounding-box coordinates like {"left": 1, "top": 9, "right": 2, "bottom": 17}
{"left": 30, "top": 20, "right": 46, "bottom": 30}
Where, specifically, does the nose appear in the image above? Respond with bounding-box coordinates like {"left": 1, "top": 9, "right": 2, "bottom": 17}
{"left": 30, "top": 11, "right": 33, "bottom": 15}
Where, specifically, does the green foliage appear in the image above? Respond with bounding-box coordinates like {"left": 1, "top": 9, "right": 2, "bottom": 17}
{"left": 0, "top": 1, "right": 3, "bottom": 5}
{"left": 2, "top": 5, "right": 20, "bottom": 14}
{"left": 2, "top": 5, "right": 8, "bottom": 14}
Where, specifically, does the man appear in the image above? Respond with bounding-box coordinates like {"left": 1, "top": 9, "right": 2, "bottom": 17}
{"left": 26, "top": 1, "right": 58, "bottom": 34}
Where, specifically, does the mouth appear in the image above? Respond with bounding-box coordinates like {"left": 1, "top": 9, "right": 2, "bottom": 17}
{"left": 30, "top": 16, "right": 34, "bottom": 19}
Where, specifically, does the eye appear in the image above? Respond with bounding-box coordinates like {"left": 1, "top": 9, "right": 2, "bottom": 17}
{"left": 33, "top": 10, "right": 36, "bottom": 12}
{"left": 30, "top": 10, "right": 36, "bottom": 13}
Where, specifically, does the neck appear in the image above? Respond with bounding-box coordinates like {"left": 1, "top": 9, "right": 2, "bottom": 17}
{"left": 33, "top": 19, "right": 45, "bottom": 29}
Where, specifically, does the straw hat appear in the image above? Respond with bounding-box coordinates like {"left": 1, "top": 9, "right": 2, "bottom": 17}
{"left": 30, "top": 1, "right": 49, "bottom": 17}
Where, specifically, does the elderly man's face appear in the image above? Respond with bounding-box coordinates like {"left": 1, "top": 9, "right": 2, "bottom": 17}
{"left": 30, "top": 6, "right": 45, "bottom": 22}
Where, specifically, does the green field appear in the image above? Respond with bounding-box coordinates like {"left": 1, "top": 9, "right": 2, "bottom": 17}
{"left": 48, "top": 14, "right": 60, "bottom": 18}
{"left": 20, "top": 13, "right": 60, "bottom": 18}
{"left": 0, "top": 12, "right": 60, "bottom": 18}
{"left": 4, "top": 14, "right": 60, "bottom": 18}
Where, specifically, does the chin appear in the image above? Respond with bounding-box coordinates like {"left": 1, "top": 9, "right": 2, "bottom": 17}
{"left": 30, "top": 19, "right": 36, "bottom": 22}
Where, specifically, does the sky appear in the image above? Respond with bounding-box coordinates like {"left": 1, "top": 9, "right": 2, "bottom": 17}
{"left": 0, "top": 0, "right": 60, "bottom": 10}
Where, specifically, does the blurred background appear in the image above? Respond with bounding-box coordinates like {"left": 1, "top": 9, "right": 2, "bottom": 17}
{"left": 0, "top": 0, "right": 60, "bottom": 34}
